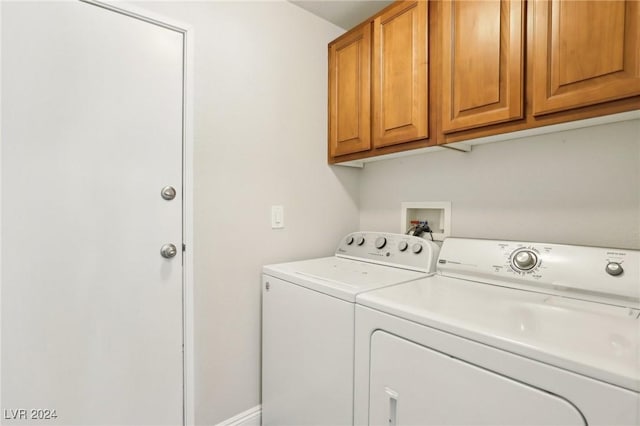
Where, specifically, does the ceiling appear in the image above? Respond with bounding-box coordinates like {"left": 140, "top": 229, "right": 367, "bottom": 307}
{"left": 289, "top": 1, "right": 394, "bottom": 30}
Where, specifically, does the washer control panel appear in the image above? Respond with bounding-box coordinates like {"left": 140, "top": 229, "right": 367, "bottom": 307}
{"left": 336, "top": 232, "right": 440, "bottom": 273}
{"left": 437, "top": 238, "right": 639, "bottom": 308}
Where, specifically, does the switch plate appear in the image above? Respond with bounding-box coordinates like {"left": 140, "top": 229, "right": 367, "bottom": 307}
{"left": 271, "top": 205, "right": 284, "bottom": 229}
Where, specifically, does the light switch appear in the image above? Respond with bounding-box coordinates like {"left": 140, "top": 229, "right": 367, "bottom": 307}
{"left": 271, "top": 205, "right": 284, "bottom": 229}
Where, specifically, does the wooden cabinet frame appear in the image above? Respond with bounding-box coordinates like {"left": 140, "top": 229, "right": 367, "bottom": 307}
{"left": 327, "top": 0, "right": 640, "bottom": 163}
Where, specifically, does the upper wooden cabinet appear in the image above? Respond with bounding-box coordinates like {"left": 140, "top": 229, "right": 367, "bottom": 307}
{"left": 441, "top": 0, "right": 524, "bottom": 133}
{"left": 327, "top": 0, "right": 640, "bottom": 163}
{"left": 328, "top": 23, "right": 371, "bottom": 157}
{"left": 372, "top": 1, "right": 428, "bottom": 147}
{"left": 532, "top": 0, "right": 640, "bottom": 115}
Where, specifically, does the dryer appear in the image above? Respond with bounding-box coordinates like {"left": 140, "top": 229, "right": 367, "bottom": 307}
{"left": 262, "top": 232, "right": 440, "bottom": 426}
{"left": 354, "top": 238, "right": 639, "bottom": 425}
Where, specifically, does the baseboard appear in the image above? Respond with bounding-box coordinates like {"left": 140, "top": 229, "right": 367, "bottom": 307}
{"left": 214, "top": 405, "right": 261, "bottom": 426}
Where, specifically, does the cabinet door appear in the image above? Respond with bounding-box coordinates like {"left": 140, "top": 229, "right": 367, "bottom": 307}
{"left": 442, "top": 0, "right": 524, "bottom": 133}
{"left": 329, "top": 24, "right": 371, "bottom": 157}
{"left": 532, "top": 0, "right": 640, "bottom": 116}
{"left": 372, "top": 1, "right": 428, "bottom": 148}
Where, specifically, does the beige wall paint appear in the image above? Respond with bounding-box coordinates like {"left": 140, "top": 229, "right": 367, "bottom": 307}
{"left": 133, "top": 2, "right": 357, "bottom": 424}
{"left": 359, "top": 119, "right": 640, "bottom": 249}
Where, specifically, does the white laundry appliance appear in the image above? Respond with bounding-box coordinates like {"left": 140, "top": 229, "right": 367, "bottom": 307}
{"left": 262, "top": 232, "right": 440, "bottom": 426}
{"left": 354, "top": 238, "right": 639, "bottom": 426}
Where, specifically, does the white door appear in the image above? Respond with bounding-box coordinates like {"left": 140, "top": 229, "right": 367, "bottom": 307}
{"left": 1, "top": 2, "right": 184, "bottom": 425}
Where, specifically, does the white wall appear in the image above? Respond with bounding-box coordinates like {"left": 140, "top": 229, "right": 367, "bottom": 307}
{"left": 359, "top": 119, "right": 640, "bottom": 249}
{"left": 132, "top": 2, "right": 357, "bottom": 424}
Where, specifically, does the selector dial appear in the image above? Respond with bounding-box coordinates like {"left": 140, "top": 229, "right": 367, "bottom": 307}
{"left": 512, "top": 250, "right": 538, "bottom": 271}
{"left": 345, "top": 236, "right": 354, "bottom": 245}
{"left": 375, "top": 237, "right": 387, "bottom": 249}
{"left": 605, "top": 262, "right": 624, "bottom": 276}
{"left": 356, "top": 236, "right": 365, "bottom": 246}
{"left": 398, "top": 241, "right": 408, "bottom": 252}
{"left": 412, "top": 243, "right": 423, "bottom": 254}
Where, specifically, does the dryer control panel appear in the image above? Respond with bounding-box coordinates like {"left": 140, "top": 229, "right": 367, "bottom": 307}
{"left": 335, "top": 232, "right": 440, "bottom": 274}
{"left": 437, "top": 238, "right": 639, "bottom": 308}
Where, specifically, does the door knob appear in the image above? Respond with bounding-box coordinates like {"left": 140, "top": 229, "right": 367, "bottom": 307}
{"left": 161, "top": 243, "right": 178, "bottom": 259}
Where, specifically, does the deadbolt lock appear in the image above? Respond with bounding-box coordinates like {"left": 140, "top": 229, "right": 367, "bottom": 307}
{"left": 161, "top": 186, "right": 176, "bottom": 201}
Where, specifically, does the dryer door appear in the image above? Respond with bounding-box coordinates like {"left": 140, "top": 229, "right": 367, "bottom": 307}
{"left": 369, "top": 331, "right": 586, "bottom": 425}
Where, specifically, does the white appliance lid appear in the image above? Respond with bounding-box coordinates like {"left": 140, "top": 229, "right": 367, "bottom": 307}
{"left": 357, "top": 275, "right": 640, "bottom": 392}
{"left": 263, "top": 257, "right": 428, "bottom": 302}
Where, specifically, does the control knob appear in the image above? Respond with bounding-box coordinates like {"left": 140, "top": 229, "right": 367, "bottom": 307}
{"left": 356, "top": 236, "right": 365, "bottom": 246}
{"left": 412, "top": 243, "right": 423, "bottom": 254}
{"left": 375, "top": 237, "right": 387, "bottom": 249}
{"left": 398, "top": 241, "right": 408, "bottom": 252}
{"left": 345, "top": 236, "right": 354, "bottom": 245}
{"left": 605, "top": 262, "right": 624, "bottom": 276}
{"left": 512, "top": 250, "right": 537, "bottom": 270}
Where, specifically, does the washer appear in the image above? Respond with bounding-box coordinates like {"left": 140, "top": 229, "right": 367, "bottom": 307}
{"left": 262, "top": 232, "right": 440, "bottom": 426}
{"left": 354, "top": 238, "right": 639, "bottom": 425}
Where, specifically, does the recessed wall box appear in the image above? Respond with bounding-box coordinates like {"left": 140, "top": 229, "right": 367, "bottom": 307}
{"left": 401, "top": 201, "right": 451, "bottom": 241}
